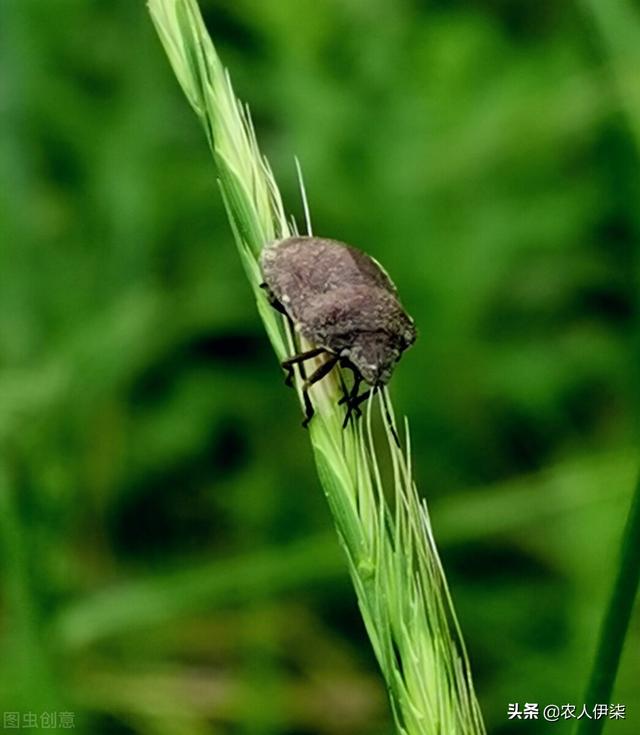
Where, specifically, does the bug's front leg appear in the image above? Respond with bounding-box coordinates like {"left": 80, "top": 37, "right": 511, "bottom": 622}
{"left": 281, "top": 347, "right": 327, "bottom": 387}
{"left": 342, "top": 390, "right": 372, "bottom": 428}
{"left": 337, "top": 363, "right": 368, "bottom": 427}
{"left": 300, "top": 354, "right": 340, "bottom": 428}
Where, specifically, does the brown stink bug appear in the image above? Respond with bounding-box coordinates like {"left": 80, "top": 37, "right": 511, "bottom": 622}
{"left": 260, "top": 236, "right": 416, "bottom": 428}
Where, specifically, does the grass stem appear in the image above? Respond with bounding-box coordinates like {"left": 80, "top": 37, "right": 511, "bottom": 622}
{"left": 575, "top": 472, "right": 640, "bottom": 735}
{"left": 148, "top": 2, "right": 486, "bottom": 732}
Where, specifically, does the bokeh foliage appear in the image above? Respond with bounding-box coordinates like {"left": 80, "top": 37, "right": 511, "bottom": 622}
{"left": 0, "top": 1, "right": 638, "bottom": 734}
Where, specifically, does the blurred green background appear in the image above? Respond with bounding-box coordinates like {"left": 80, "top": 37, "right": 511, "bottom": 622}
{"left": 0, "top": 0, "right": 639, "bottom": 733}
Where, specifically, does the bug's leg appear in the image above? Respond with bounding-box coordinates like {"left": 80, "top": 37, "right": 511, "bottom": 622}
{"left": 301, "top": 355, "right": 339, "bottom": 428}
{"left": 261, "top": 283, "right": 302, "bottom": 382}
{"left": 342, "top": 386, "right": 372, "bottom": 429}
{"left": 282, "top": 311, "right": 301, "bottom": 384}
{"left": 260, "top": 283, "right": 288, "bottom": 316}
{"left": 282, "top": 347, "right": 326, "bottom": 368}
{"left": 282, "top": 347, "right": 327, "bottom": 387}
{"left": 336, "top": 365, "right": 350, "bottom": 406}
{"left": 354, "top": 389, "right": 372, "bottom": 408}
{"left": 338, "top": 363, "right": 360, "bottom": 405}
{"left": 338, "top": 371, "right": 361, "bottom": 406}
{"left": 341, "top": 402, "right": 353, "bottom": 429}
{"left": 302, "top": 387, "right": 315, "bottom": 427}
{"left": 338, "top": 366, "right": 369, "bottom": 428}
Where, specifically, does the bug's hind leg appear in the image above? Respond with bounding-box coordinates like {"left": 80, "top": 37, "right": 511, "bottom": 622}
{"left": 301, "top": 354, "right": 340, "bottom": 428}
{"left": 281, "top": 347, "right": 327, "bottom": 387}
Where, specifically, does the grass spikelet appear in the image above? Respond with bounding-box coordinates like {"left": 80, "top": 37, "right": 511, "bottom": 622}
{"left": 148, "top": 2, "right": 486, "bottom": 732}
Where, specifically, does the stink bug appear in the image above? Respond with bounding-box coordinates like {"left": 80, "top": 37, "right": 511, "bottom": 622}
{"left": 260, "top": 236, "right": 416, "bottom": 428}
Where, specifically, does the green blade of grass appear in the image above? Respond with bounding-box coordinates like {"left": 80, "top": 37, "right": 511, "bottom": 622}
{"left": 575, "top": 474, "right": 640, "bottom": 735}
{"left": 576, "top": 4, "right": 640, "bottom": 733}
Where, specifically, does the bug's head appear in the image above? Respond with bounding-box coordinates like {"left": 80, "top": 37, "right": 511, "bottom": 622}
{"left": 344, "top": 329, "right": 412, "bottom": 386}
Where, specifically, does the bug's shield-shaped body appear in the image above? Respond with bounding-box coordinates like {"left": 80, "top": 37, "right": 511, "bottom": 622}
{"left": 260, "top": 237, "right": 416, "bottom": 386}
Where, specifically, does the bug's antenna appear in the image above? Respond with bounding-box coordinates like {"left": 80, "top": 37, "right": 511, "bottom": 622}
{"left": 295, "top": 157, "right": 313, "bottom": 236}
{"left": 378, "top": 385, "right": 401, "bottom": 448}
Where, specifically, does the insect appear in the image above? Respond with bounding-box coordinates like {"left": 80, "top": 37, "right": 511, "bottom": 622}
{"left": 260, "top": 236, "right": 416, "bottom": 428}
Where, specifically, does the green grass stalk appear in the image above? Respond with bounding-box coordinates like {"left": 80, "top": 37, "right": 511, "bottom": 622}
{"left": 576, "top": 4, "right": 640, "bottom": 733}
{"left": 575, "top": 475, "right": 640, "bottom": 735}
{"left": 147, "top": 2, "right": 486, "bottom": 732}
